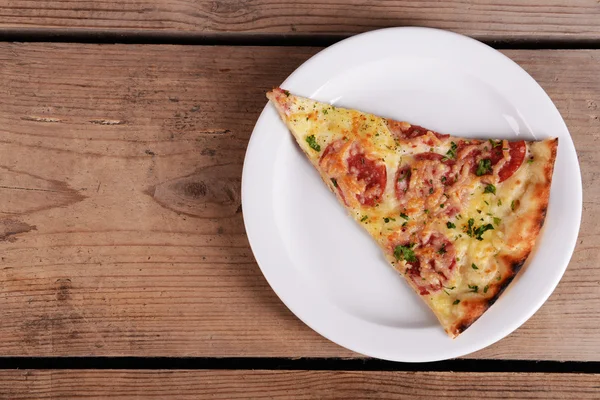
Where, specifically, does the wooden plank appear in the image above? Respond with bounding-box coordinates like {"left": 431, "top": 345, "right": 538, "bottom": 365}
{"left": 2, "top": 1, "right": 600, "bottom": 41}
{"left": 1, "top": 370, "right": 599, "bottom": 399}
{"left": 0, "top": 44, "right": 598, "bottom": 360}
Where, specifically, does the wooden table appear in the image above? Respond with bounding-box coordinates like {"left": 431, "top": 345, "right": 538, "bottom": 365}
{"left": 0, "top": 1, "right": 599, "bottom": 398}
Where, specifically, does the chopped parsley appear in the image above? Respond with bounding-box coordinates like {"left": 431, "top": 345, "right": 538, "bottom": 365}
{"left": 331, "top": 178, "right": 338, "bottom": 188}
{"left": 527, "top": 158, "right": 534, "bottom": 164}
{"left": 429, "top": 187, "right": 434, "bottom": 194}
{"left": 402, "top": 221, "right": 408, "bottom": 227}
{"left": 483, "top": 285, "right": 489, "bottom": 294}
{"left": 394, "top": 244, "right": 417, "bottom": 263}
{"left": 383, "top": 217, "right": 396, "bottom": 223}
{"left": 305, "top": 135, "right": 321, "bottom": 152}
{"left": 493, "top": 217, "right": 502, "bottom": 226}
{"left": 468, "top": 284, "right": 479, "bottom": 293}
{"left": 484, "top": 184, "right": 496, "bottom": 195}
{"left": 453, "top": 299, "right": 460, "bottom": 305}
{"left": 447, "top": 221, "right": 456, "bottom": 229}
{"left": 473, "top": 223, "right": 494, "bottom": 241}
{"left": 489, "top": 139, "right": 502, "bottom": 148}
{"left": 511, "top": 200, "right": 516, "bottom": 211}
{"left": 441, "top": 176, "right": 447, "bottom": 184}
{"left": 424, "top": 209, "right": 429, "bottom": 214}
{"left": 476, "top": 159, "right": 492, "bottom": 176}
{"left": 440, "top": 203, "right": 445, "bottom": 208}
{"left": 322, "top": 108, "right": 328, "bottom": 115}
{"left": 466, "top": 218, "right": 475, "bottom": 236}
{"left": 360, "top": 215, "right": 368, "bottom": 222}
{"left": 282, "top": 89, "right": 290, "bottom": 96}
{"left": 400, "top": 213, "right": 409, "bottom": 220}
{"left": 498, "top": 199, "right": 502, "bottom": 207}
{"left": 442, "top": 141, "right": 458, "bottom": 161}
{"left": 472, "top": 263, "right": 478, "bottom": 270}
{"left": 437, "top": 244, "right": 447, "bottom": 254}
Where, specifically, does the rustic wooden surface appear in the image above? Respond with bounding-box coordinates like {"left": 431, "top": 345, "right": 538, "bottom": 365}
{"left": 1, "top": 370, "right": 598, "bottom": 399}
{"left": 0, "top": 43, "right": 597, "bottom": 360}
{"left": 2, "top": 1, "right": 600, "bottom": 41}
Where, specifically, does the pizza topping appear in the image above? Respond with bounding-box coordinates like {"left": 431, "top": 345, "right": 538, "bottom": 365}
{"left": 400, "top": 212, "right": 409, "bottom": 220}
{"left": 491, "top": 140, "right": 526, "bottom": 182}
{"left": 385, "top": 119, "right": 449, "bottom": 142}
{"left": 473, "top": 223, "right": 494, "bottom": 241}
{"left": 305, "top": 135, "right": 321, "bottom": 152}
{"left": 476, "top": 159, "right": 492, "bottom": 176}
{"left": 331, "top": 178, "right": 338, "bottom": 187}
{"left": 401, "top": 232, "right": 457, "bottom": 295}
{"left": 483, "top": 184, "right": 496, "bottom": 195}
{"left": 453, "top": 299, "right": 460, "bottom": 305}
{"left": 472, "top": 263, "right": 478, "bottom": 270}
{"left": 360, "top": 215, "right": 369, "bottom": 222}
{"left": 395, "top": 165, "right": 412, "bottom": 200}
{"left": 468, "top": 284, "right": 479, "bottom": 293}
{"left": 346, "top": 143, "right": 387, "bottom": 206}
{"left": 394, "top": 244, "right": 417, "bottom": 263}
{"left": 447, "top": 221, "right": 456, "bottom": 229}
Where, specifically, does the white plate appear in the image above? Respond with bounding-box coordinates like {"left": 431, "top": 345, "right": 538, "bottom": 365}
{"left": 242, "top": 27, "right": 582, "bottom": 362}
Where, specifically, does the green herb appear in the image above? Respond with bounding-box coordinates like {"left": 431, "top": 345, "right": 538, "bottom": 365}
{"left": 394, "top": 245, "right": 417, "bottom": 263}
{"left": 527, "top": 158, "right": 534, "bottom": 164}
{"left": 483, "top": 285, "right": 489, "bottom": 294}
{"left": 472, "top": 263, "right": 478, "bottom": 270}
{"left": 476, "top": 159, "right": 492, "bottom": 176}
{"left": 498, "top": 199, "right": 502, "bottom": 207}
{"left": 383, "top": 217, "right": 396, "bottom": 223}
{"left": 511, "top": 200, "right": 516, "bottom": 211}
{"left": 466, "top": 218, "right": 475, "bottom": 236}
{"left": 489, "top": 139, "right": 502, "bottom": 148}
{"left": 477, "top": 209, "right": 482, "bottom": 214}
{"left": 282, "top": 89, "right": 290, "bottom": 96}
{"left": 441, "top": 176, "right": 447, "bottom": 184}
{"left": 429, "top": 187, "right": 434, "bottom": 194}
{"left": 484, "top": 200, "right": 489, "bottom": 205}
{"left": 424, "top": 209, "right": 429, "bottom": 214}
{"left": 468, "top": 284, "right": 479, "bottom": 293}
{"left": 440, "top": 203, "right": 445, "bottom": 208}
{"left": 400, "top": 213, "right": 409, "bottom": 220}
{"left": 437, "top": 244, "right": 446, "bottom": 255}
{"left": 443, "top": 141, "right": 458, "bottom": 161}
{"left": 493, "top": 217, "right": 502, "bottom": 226}
{"left": 457, "top": 214, "right": 463, "bottom": 220}
{"left": 453, "top": 299, "right": 460, "bottom": 305}
{"left": 360, "top": 215, "right": 368, "bottom": 222}
{"left": 473, "top": 223, "right": 494, "bottom": 241}
{"left": 331, "top": 178, "right": 338, "bottom": 188}
{"left": 445, "top": 286, "right": 456, "bottom": 290}
{"left": 484, "top": 184, "right": 496, "bottom": 195}
{"left": 322, "top": 108, "right": 328, "bottom": 115}
{"left": 497, "top": 275, "right": 502, "bottom": 281}
{"left": 447, "top": 221, "right": 456, "bottom": 229}
{"left": 305, "top": 135, "right": 321, "bottom": 152}
{"left": 402, "top": 221, "right": 408, "bottom": 227}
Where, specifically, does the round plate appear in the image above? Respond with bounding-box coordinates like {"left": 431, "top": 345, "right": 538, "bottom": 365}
{"left": 242, "top": 27, "right": 582, "bottom": 362}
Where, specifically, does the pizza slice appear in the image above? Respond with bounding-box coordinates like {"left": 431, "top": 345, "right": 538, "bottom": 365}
{"left": 267, "top": 87, "right": 557, "bottom": 338}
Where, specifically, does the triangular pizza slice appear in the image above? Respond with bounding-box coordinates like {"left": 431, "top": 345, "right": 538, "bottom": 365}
{"left": 267, "top": 87, "right": 557, "bottom": 337}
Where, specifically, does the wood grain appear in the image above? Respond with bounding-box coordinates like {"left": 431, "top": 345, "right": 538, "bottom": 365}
{"left": 1, "top": 370, "right": 599, "bottom": 399}
{"left": 2, "top": 1, "right": 600, "bottom": 41}
{"left": 0, "top": 44, "right": 598, "bottom": 360}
